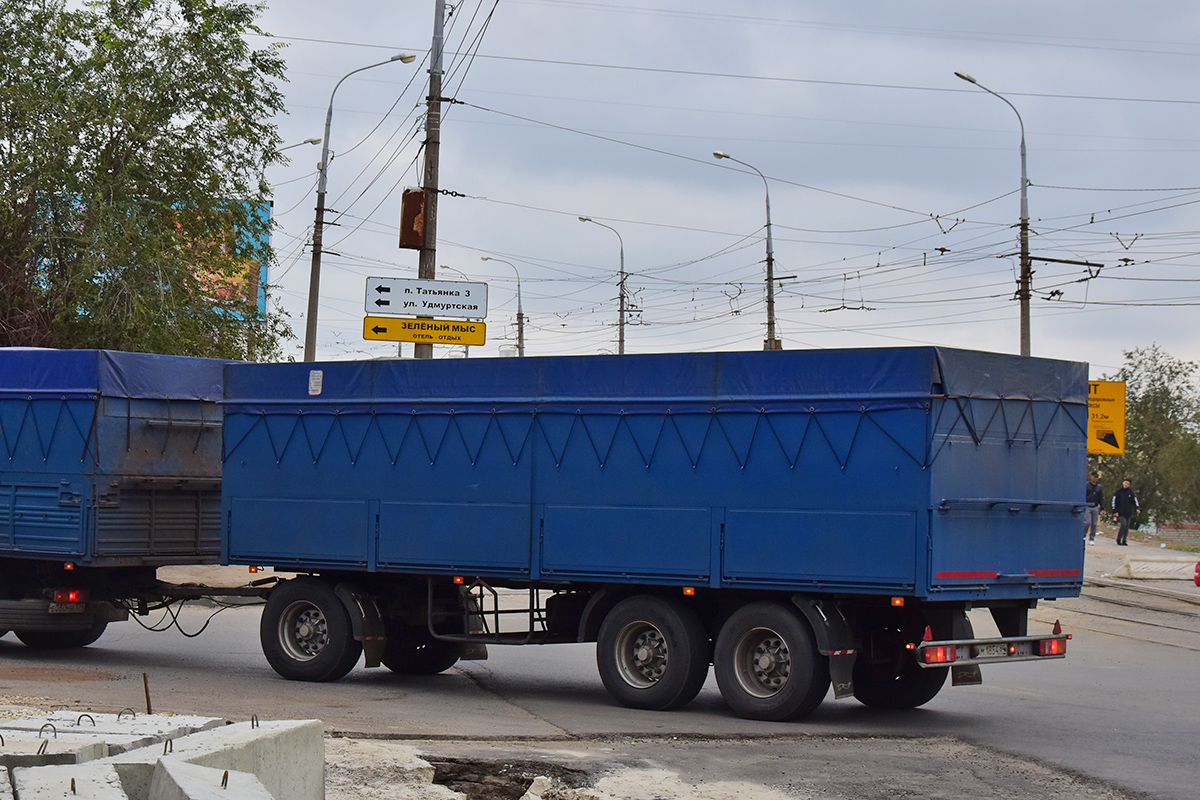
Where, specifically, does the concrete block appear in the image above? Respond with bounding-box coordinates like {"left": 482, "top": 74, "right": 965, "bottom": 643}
{"left": 147, "top": 759, "right": 273, "bottom": 800}
{"left": 12, "top": 762, "right": 127, "bottom": 799}
{"left": 0, "top": 767, "right": 12, "bottom": 800}
{"left": 108, "top": 719, "right": 323, "bottom": 800}
{"left": 0, "top": 732, "right": 108, "bottom": 770}
{"left": 0, "top": 713, "right": 226, "bottom": 761}
{"left": 1113, "top": 556, "right": 1198, "bottom": 580}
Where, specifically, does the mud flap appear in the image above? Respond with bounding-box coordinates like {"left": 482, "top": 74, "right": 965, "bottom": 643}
{"left": 791, "top": 596, "right": 858, "bottom": 698}
{"left": 828, "top": 652, "right": 858, "bottom": 699}
{"left": 923, "top": 606, "right": 983, "bottom": 686}
{"left": 460, "top": 642, "right": 489, "bottom": 661}
{"left": 951, "top": 663, "right": 983, "bottom": 686}
{"left": 334, "top": 584, "right": 386, "bottom": 669}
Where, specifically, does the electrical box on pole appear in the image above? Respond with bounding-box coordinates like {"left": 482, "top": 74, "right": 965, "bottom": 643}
{"left": 399, "top": 188, "right": 425, "bottom": 250}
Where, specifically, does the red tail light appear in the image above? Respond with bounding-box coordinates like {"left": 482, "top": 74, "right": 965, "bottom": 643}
{"left": 52, "top": 589, "right": 88, "bottom": 604}
{"left": 923, "top": 645, "right": 957, "bottom": 664}
{"left": 1038, "top": 638, "right": 1066, "bottom": 656}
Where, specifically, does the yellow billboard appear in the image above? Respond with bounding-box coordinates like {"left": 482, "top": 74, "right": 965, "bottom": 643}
{"left": 1088, "top": 381, "right": 1126, "bottom": 454}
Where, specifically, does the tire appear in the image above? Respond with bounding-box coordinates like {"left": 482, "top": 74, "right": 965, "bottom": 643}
{"left": 381, "top": 626, "right": 463, "bottom": 675}
{"left": 596, "top": 595, "right": 709, "bottom": 711}
{"left": 260, "top": 578, "right": 362, "bottom": 682}
{"left": 713, "top": 602, "right": 829, "bottom": 721}
{"left": 853, "top": 610, "right": 948, "bottom": 709}
{"left": 16, "top": 622, "right": 107, "bottom": 649}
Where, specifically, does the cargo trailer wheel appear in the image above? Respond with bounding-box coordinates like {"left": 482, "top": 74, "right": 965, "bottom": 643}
{"left": 261, "top": 578, "right": 362, "bottom": 682}
{"left": 15, "top": 622, "right": 107, "bottom": 649}
{"left": 382, "top": 626, "right": 463, "bottom": 675}
{"left": 714, "top": 602, "right": 829, "bottom": 721}
{"left": 853, "top": 611, "right": 948, "bottom": 709}
{"left": 596, "top": 595, "right": 709, "bottom": 711}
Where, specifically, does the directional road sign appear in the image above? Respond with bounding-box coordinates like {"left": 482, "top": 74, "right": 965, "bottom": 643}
{"left": 1088, "top": 380, "right": 1126, "bottom": 454}
{"left": 365, "top": 277, "right": 488, "bottom": 319}
{"left": 363, "top": 316, "right": 487, "bottom": 346}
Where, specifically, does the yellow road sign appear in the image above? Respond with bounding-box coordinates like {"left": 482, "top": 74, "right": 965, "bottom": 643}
{"left": 1088, "top": 380, "right": 1126, "bottom": 454}
{"left": 363, "top": 316, "right": 487, "bottom": 346}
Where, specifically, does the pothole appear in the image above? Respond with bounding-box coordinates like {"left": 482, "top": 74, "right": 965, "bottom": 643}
{"left": 429, "top": 757, "right": 588, "bottom": 800}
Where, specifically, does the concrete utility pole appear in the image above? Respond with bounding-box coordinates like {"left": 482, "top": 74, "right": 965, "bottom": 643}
{"left": 303, "top": 54, "right": 415, "bottom": 362}
{"left": 414, "top": 0, "right": 447, "bottom": 360}
{"left": 955, "top": 71, "right": 1032, "bottom": 356}
{"left": 713, "top": 152, "right": 781, "bottom": 350}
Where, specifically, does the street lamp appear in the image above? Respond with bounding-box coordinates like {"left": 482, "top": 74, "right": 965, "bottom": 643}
{"left": 712, "top": 151, "right": 781, "bottom": 350}
{"left": 954, "top": 70, "right": 1032, "bottom": 357}
{"left": 278, "top": 137, "right": 321, "bottom": 152}
{"left": 438, "top": 265, "right": 474, "bottom": 358}
{"left": 302, "top": 52, "right": 417, "bottom": 362}
{"left": 578, "top": 217, "right": 627, "bottom": 355}
{"left": 481, "top": 257, "right": 524, "bottom": 357}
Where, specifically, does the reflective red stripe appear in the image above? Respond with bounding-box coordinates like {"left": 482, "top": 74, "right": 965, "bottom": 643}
{"left": 1029, "top": 569, "right": 1081, "bottom": 577}
{"left": 935, "top": 571, "right": 998, "bottom": 579}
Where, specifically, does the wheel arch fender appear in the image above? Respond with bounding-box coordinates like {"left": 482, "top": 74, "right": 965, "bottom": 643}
{"left": 333, "top": 582, "right": 386, "bottom": 669}
{"left": 790, "top": 595, "right": 858, "bottom": 699}
{"left": 577, "top": 586, "right": 625, "bottom": 642}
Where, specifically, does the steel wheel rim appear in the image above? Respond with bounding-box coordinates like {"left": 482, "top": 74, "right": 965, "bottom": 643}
{"left": 278, "top": 600, "right": 329, "bottom": 662}
{"left": 614, "top": 620, "right": 668, "bottom": 688}
{"left": 734, "top": 626, "right": 790, "bottom": 698}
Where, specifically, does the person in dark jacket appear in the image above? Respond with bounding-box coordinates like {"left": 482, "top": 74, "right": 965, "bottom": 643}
{"left": 1084, "top": 472, "right": 1104, "bottom": 544}
{"left": 1112, "top": 478, "right": 1139, "bottom": 546}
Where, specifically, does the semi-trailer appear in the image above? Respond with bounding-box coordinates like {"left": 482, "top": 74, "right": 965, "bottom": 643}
{"left": 1, "top": 346, "right": 1086, "bottom": 721}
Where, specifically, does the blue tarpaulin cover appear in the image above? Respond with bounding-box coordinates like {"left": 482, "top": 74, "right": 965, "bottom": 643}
{"left": 0, "top": 348, "right": 225, "bottom": 401}
{"left": 224, "top": 347, "right": 1088, "bottom": 414}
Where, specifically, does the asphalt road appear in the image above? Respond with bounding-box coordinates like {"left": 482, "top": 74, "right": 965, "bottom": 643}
{"left": 1, "top": 541, "right": 1196, "bottom": 799}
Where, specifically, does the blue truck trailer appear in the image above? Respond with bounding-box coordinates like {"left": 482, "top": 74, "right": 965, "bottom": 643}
{"left": 0, "top": 349, "right": 227, "bottom": 647}
{"left": 223, "top": 346, "right": 1086, "bottom": 720}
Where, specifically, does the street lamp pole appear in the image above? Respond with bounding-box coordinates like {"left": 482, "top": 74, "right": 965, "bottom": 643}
{"left": 955, "top": 71, "right": 1032, "bottom": 357}
{"left": 578, "top": 217, "right": 626, "bottom": 355}
{"left": 481, "top": 257, "right": 524, "bottom": 356}
{"left": 303, "top": 53, "right": 416, "bottom": 362}
{"left": 713, "top": 151, "right": 781, "bottom": 350}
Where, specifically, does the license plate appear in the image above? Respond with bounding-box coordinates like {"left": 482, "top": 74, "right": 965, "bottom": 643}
{"left": 48, "top": 603, "right": 85, "bottom": 614}
{"left": 972, "top": 643, "right": 1008, "bottom": 659}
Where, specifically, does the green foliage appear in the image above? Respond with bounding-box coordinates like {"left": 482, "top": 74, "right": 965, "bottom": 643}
{"left": 0, "top": 0, "right": 291, "bottom": 360}
{"left": 1096, "top": 345, "right": 1200, "bottom": 524}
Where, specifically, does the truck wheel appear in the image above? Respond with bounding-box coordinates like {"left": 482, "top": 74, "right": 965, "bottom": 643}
{"left": 15, "top": 622, "right": 107, "bottom": 649}
{"left": 714, "top": 602, "right": 829, "bottom": 721}
{"left": 852, "top": 613, "right": 948, "bottom": 709}
{"left": 596, "top": 595, "right": 709, "bottom": 711}
{"left": 382, "top": 626, "right": 463, "bottom": 675}
{"left": 261, "top": 578, "right": 362, "bottom": 682}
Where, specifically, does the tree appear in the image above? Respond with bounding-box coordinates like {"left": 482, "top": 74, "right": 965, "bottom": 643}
{"left": 1097, "top": 345, "right": 1200, "bottom": 524}
{"left": 0, "top": 0, "right": 290, "bottom": 359}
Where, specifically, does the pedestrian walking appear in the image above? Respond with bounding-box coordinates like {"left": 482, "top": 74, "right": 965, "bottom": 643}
{"left": 1112, "top": 478, "right": 1139, "bottom": 546}
{"left": 1084, "top": 472, "right": 1103, "bottom": 544}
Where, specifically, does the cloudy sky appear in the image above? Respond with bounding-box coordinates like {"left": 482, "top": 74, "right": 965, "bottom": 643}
{"left": 255, "top": 1, "right": 1200, "bottom": 375}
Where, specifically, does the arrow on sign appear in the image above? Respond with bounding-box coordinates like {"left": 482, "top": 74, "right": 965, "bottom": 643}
{"left": 374, "top": 285, "right": 391, "bottom": 294}
{"left": 371, "top": 325, "right": 388, "bottom": 334}
{"left": 374, "top": 298, "right": 390, "bottom": 307}
{"left": 1098, "top": 431, "right": 1120, "bottom": 449}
